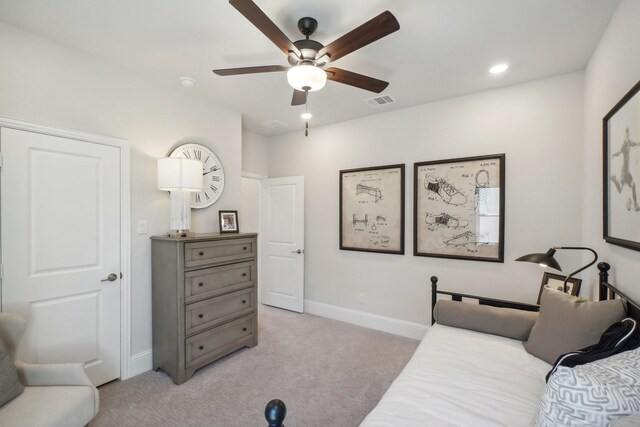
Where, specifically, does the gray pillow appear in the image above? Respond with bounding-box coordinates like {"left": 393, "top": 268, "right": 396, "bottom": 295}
{"left": 533, "top": 348, "right": 640, "bottom": 426}
{"left": 524, "top": 288, "right": 626, "bottom": 364}
{"left": 0, "top": 337, "right": 23, "bottom": 407}
{"left": 433, "top": 300, "right": 539, "bottom": 340}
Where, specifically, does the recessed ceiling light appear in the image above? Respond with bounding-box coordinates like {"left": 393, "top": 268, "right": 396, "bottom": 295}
{"left": 300, "top": 112, "right": 312, "bottom": 120}
{"left": 180, "top": 77, "right": 196, "bottom": 88}
{"left": 489, "top": 63, "right": 509, "bottom": 74}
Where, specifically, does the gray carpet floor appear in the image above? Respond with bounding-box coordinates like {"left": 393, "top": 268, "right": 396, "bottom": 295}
{"left": 90, "top": 305, "right": 418, "bottom": 427}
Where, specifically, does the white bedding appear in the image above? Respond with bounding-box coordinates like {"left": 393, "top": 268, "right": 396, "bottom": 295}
{"left": 360, "top": 324, "right": 551, "bottom": 427}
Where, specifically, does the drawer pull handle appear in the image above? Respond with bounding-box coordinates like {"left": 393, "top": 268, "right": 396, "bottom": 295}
{"left": 242, "top": 273, "right": 247, "bottom": 277}
{"left": 198, "top": 314, "right": 203, "bottom": 319}
{"left": 199, "top": 345, "right": 204, "bottom": 350}
{"left": 199, "top": 251, "right": 204, "bottom": 256}
{"left": 198, "top": 282, "right": 204, "bottom": 287}
{"left": 243, "top": 247, "right": 247, "bottom": 250}
{"left": 242, "top": 300, "right": 246, "bottom": 304}
{"left": 243, "top": 327, "right": 247, "bottom": 331}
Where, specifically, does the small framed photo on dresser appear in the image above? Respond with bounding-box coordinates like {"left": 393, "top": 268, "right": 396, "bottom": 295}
{"left": 219, "top": 210, "right": 239, "bottom": 233}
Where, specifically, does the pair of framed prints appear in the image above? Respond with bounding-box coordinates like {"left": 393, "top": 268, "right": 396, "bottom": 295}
{"left": 339, "top": 154, "right": 505, "bottom": 262}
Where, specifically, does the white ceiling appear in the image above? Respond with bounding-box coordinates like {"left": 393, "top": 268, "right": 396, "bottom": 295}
{"left": 0, "top": 0, "right": 620, "bottom": 136}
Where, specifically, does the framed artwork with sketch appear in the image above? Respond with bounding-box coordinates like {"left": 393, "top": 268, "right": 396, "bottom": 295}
{"left": 339, "top": 164, "right": 405, "bottom": 254}
{"left": 413, "top": 154, "right": 505, "bottom": 262}
{"left": 604, "top": 79, "right": 640, "bottom": 251}
{"left": 536, "top": 272, "right": 582, "bottom": 304}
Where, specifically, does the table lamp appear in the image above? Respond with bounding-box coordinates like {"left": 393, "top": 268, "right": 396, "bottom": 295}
{"left": 515, "top": 246, "right": 598, "bottom": 293}
{"left": 157, "top": 157, "right": 203, "bottom": 236}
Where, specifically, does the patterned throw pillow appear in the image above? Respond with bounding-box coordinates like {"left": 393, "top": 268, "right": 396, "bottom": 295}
{"left": 533, "top": 348, "right": 640, "bottom": 426}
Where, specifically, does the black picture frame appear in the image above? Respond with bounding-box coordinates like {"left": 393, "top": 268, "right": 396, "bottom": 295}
{"left": 413, "top": 154, "right": 505, "bottom": 262}
{"left": 219, "top": 210, "right": 239, "bottom": 233}
{"left": 603, "top": 79, "right": 640, "bottom": 251}
{"left": 339, "top": 164, "right": 405, "bottom": 255}
{"left": 536, "top": 272, "right": 582, "bottom": 304}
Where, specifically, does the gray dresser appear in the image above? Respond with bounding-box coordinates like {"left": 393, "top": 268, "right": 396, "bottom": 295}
{"left": 151, "top": 233, "right": 258, "bottom": 384}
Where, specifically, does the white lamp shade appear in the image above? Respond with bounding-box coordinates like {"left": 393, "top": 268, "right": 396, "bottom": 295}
{"left": 287, "top": 65, "right": 327, "bottom": 92}
{"left": 157, "top": 157, "right": 203, "bottom": 192}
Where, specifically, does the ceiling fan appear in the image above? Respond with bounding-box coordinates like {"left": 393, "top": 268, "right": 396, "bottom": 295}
{"left": 212, "top": 0, "right": 400, "bottom": 107}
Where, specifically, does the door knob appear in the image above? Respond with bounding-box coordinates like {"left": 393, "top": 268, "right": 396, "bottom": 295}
{"left": 291, "top": 249, "right": 303, "bottom": 254}
{"left": 101, "top": 273, "right": 118, "bottom": 282}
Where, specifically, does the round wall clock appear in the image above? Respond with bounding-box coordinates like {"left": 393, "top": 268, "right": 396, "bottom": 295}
{"left": 169, "top": 143, "right": 225, "bottom": 208}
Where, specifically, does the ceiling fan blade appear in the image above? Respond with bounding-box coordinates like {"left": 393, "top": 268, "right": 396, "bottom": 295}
{"left": 326, "top": 67, "right": 389, "bottom": 93}
{"left": 291, "top": 89, "right": 307, "bottom": 106}
{"left": 212, "top": 65, "right": 288, "bottom": 76}
{"left": 317, "top": 11, "right": 399, "bottom": 62}
{"left": 229, "top": 0, "right": 301, "bottom": 57}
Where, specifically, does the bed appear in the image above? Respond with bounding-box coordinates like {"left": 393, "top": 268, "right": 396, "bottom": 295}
{"left": 360, "top": 262, "right": 640, "bottom": 427}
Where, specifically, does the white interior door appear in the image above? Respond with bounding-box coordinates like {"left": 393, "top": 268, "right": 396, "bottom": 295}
{"left": 262, "top": 176, "right": 304, "bottom": 313}
{"left": 0, "top": 126, "right": 121, "bottom": 386}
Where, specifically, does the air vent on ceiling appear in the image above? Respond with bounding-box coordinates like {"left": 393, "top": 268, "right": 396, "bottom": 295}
{"left": 261, "top": 120, "right": 288, "bottom": 130}
{"left": 364, "top": 94, "right": 396, "bottom": 107}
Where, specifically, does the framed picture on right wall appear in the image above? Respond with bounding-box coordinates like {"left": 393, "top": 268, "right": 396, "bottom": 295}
{"left": 603, "top": 79, "right": 640, "bottom": 251}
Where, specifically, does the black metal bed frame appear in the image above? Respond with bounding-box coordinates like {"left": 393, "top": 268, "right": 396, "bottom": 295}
{"left": 597, "top": 262, "right": 640, "bottom": 322}
{"left": 429, "top": 275, "right": 540, "bottom": 325}
{"left": 430, "top": 262, "right": 640, "bottom": 325}
{"left": 267, "top": 262, "right": 640, "bottom": 426}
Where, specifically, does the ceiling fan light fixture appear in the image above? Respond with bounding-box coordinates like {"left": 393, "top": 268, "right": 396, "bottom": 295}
{"left": 300, "top": 112, "right": 312, "bottom": 120}
{"left": 287, "top": 65, "right": 326, "bottom": 92}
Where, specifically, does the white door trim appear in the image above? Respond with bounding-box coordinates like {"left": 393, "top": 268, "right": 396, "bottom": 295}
{"left": 0, "top": 116, "right": 133, "bottom": 380}
{"left": 241, "top": 173, "right": 265, "bottom": 303}
{"left": 241, "top": 171, "right": 267, "bottom": 180}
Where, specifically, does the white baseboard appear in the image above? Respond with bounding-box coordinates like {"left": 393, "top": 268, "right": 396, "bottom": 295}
{"left": 128, "top": 349, "right": 153, "bottom": 379}
{"left": 304, "top": 300, "right": 428, "bottom": 340}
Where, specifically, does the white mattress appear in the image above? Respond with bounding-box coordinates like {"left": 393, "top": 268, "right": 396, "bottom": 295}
{"left": 360, "top": 324, "right": 551, "bottom": 427}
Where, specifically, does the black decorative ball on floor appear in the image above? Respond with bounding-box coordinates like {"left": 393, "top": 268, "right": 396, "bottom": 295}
{"left": 264, "top": 399, "right": 287, "bottom": 427}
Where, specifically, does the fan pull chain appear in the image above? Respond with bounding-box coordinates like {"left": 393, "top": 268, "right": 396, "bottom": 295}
{"left": 304, "top": 90, "right": 310, "bottom": 137}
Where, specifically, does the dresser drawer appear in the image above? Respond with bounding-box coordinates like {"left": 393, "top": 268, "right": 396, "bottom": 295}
{"left": 185, "top": 238, "right": 256, "bottom": 268}
{"left": 185, "top": 288, "right": 255, "bottom": 336}
{"left": 185, "top": 261, "right": 255, "bottom": 303}
{"left": 186, "top": 314, "right": 255, "bottom": 367}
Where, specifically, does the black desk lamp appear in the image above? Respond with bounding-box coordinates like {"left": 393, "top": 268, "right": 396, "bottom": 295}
{"left": 515, "top": 247, "right": 598, "bottom": 293}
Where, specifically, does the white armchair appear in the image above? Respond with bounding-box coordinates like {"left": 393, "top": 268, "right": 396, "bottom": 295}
{"left": 0, "top": 312, "right": 99, "bottom": 427}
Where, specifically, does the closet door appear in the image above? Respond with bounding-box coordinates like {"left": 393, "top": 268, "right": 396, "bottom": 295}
{"left": 262, "top": 176, "right": 305, "bottom": 312}
{"left": 1, "top": 126, "right": 121, "bottom": 386}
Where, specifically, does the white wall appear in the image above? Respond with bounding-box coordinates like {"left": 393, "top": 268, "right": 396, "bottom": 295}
{"left": 242, "top": 130, "right": 269, "bottom": 177}
{"left": 0, "top": 22, "right": 242, "bottom": 363}
{"left": 582, "top": 0, "right": 640, "bottom": 301}
{"left": 267, "top": 73, "right": 585, "bottom": 326}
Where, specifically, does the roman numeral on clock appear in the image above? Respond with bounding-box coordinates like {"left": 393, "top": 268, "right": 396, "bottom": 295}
{"left": 170, "top": 144, "right": 225, "bottom": 208}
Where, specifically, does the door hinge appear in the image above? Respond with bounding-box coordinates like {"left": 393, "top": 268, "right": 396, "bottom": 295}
{"left": 120, "top": 272, "right": 123, "bottom": 279}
